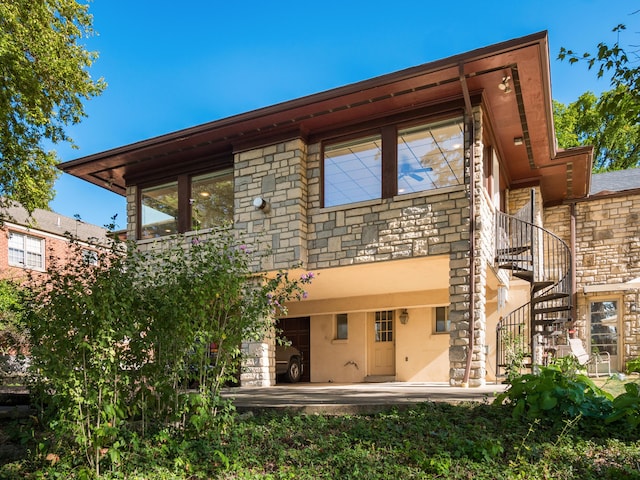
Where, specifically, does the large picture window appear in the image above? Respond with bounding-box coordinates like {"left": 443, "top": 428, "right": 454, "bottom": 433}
{"left": 323, "top": 135, "right": 382, "bottom": 208}
{"left": 191, "top": 171, "right": 234, "bottom": 231}
{"left": 139, "top": 168, "right": 233, "bottom": 240}
{"left": 397, "top": 118, "right": 464, "bottom": 195}
{"left": 323, "top": 117, "right": 464, "bottom": 208}
{"left": 8, "top": 232, "right": 44, "bottom": 270}
{"left": 141, "top": 181, "right": 179, "bottom": 239}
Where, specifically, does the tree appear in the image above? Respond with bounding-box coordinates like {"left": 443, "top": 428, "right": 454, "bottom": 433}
{"left": 553, "top": 88, "right": 640, "bottom": 171}
{"left": 558, "top": 22, "right": 640, "bottom": 171}
{"left": 0, "top": 0, "right": 105, "bottom": 213}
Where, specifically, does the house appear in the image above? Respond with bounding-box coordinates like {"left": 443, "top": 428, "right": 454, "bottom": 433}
{"left": 61, "top": 31, "right": 615, "bottom": 387}
{"left": 543, "top": 168, "right": 640, "bottom": 374}
{"left": 1, "top": 203, "right": 109, "bottom": 282}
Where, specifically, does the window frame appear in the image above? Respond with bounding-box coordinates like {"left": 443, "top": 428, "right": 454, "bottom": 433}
{"left": 136, "top": 166, "right": 234, "bottom": 240}
{"left": 321, "top": 113, "right": 465, "bottom": 209}
{"left": 433, "top": 305, "right": 451, "bottom": 334}
{"left": 335, "top": 313, "right": 349, "bottom": 340}
{"left": 8, "top": 231, "right": 45, "bottom": 271}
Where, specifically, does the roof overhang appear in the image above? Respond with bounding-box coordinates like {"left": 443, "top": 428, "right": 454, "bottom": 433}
{"left": 60, "top": 31, "right": 591, "bottom": 205}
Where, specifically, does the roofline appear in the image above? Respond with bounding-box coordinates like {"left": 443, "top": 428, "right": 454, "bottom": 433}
{"left": 60, "top": 31, "right": 549, "bottom": 171}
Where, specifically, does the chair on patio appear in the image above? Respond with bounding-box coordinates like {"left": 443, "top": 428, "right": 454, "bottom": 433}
{"left": 568, "top": 338, "right": 611, "bottom": 377}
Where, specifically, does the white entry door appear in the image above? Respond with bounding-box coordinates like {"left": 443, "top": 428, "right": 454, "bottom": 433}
{"left": 368, "top": 310, "right": 395, "bottom": 376}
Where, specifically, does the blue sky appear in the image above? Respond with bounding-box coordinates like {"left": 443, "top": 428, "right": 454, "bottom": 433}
{"left": 50, "top": 0, "right": 638, "bottom": 228}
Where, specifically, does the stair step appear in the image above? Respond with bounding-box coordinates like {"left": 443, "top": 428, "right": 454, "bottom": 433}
{"left": 532, "top": 292, "right": 571, "bottom": 303}
{"left": 533, "top": 305, "right": 572, "bottom": 315}
{"left": 532, "top": 280, "right": 554, "bottom": 292}
{"left": 513, "top": 270, "right": 533, "bottom": 282}
{"left": 497, "top": 246, "right": 531, "bottom": 255}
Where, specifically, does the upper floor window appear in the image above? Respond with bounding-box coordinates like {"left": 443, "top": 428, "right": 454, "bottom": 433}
{"left": 191, "top": 171, "right": 234, "bottom": 231}
{"left": 139, "top": 168, "right": 233, "bottom": 240}
{"left": 324, "top": 135, "right": 382, "bottom": 207}
{"left": 8, "top": 232, "right": 44, "bottom": 270}
{"left": 141, "top": 181, "right": 179, "bottom": 239}
{"left": 323, "top": 117, "right": 464, "bottom": 208}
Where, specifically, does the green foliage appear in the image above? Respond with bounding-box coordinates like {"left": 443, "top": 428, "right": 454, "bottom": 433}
{"left": 553, "top": 88, "right": 640, "bottom": 171}
{"left": 25, "top": 229, "right": 312, "bottom": 475}
{"left": 607, "top": 382, "right": 640, "bottom": 427}
{"left": 0, "top": 0, "right": 105, "bottom": 212}
{"left": 0, "top": 279, "right": 30, "bottom": 355}
{"left": 626, "top": 357, "right": 640, "bottom": 374}
{"left": 558, "top": 22, "right": 640, "bottom": 172}
{"left": 494, "top": 362, "right": 614, "bottom": 422}
{"left": 4, "top": 401, "right": 640, "bottom": 479}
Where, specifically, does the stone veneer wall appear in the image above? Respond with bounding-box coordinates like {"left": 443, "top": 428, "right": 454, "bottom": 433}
{"left": 545, "top": 194, "right": 640, "bottom": 364}
{"left": 449, "top": 109, "right": 487, "bottom": 387}
{"left": 234, "top": 139, "right": 309, "bottom": 271}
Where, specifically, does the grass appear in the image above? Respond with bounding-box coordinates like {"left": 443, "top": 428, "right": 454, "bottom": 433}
{"left": 2, "top": 400, "right": 640, "bottom": 479}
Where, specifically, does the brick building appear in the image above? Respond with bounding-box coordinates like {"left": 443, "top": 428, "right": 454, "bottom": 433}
{"left": 1, "top": 203, "right": 109, "bottom": 282}
{"left": 61, "top": 31, "right": 634, "bottom": 387}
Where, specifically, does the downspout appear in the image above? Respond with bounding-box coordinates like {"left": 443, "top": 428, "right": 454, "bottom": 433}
{"left": 460, "top": 65, "right": 475, "bottom": 387}
{"left": 570, "top": 202, "right": 577, "bottom": 331}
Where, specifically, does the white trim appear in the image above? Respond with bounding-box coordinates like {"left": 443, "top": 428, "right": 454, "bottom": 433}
{"left": 583, "top": 279, "right": 640, "bottom": 294}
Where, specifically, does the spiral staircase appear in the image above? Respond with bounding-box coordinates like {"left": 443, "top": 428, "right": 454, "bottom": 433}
{"left": 495, "top": 191, "right": 573, "bottom": 376}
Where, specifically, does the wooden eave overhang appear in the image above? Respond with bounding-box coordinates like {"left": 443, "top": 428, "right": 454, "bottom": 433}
{"left": 60, "top": 31, "right": 590, "bottom": 205}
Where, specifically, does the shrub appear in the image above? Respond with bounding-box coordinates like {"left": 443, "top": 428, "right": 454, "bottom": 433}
{"left": 26, "top": 229, "right": 312, "bottom": 475}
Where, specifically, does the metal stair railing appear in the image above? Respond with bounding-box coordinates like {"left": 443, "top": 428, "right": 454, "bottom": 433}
{"left": 495, "top": 203, "right": 572, "bottom": 376}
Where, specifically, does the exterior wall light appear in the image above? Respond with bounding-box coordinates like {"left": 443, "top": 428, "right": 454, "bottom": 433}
{"left": 253, "top": 197, "right": 267, "bottom": 210}
{"left": 399, "top": 309, "right": 409, "bottom": 325}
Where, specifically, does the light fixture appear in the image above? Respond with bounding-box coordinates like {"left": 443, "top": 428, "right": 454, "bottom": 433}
{"left": 498, "top": 75, "right": 512, "bottom": 93}
{"left": 253, "top": 197, "right": 267, "bottom": 210}
{"left": 399, "top": 309, "right": 409, "bottom": 325}
{"left": 513, "top": 137, "right": 524, "bottom": 146}
{"left": 199, "top": 191, "right": 210, "bottom": 197}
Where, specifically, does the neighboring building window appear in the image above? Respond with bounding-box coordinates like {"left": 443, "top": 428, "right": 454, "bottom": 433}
{"left": 336, "top": 313, "right": 348, "bottom": 340}
{"left": 397, "top": 118, "right": 464, "bottom": 195}
{"left": 139, "top": 168, "right": 234, "bottom": 240}
{"left": 323, "top": 116, "right": 464, "bottom": 208}
{"left": 191, "top": 170, "right": 234, "bottom": 230}
{"left": 8, "top": 232, "right": 44, "bottom": 270}
{"left": 323, "top": 135, "right": 382, "bottom": 208}
{"left": 141, "top": 181, "right": 179, "bottom": 239}
{"left": 434, "top": 306, "right": 451, "bottom": 333}
{"left": 374, "top": 310, "right": 394, "bottom": 342}
{"left": 82, "top": 249, "right": 99, "bottom": 266}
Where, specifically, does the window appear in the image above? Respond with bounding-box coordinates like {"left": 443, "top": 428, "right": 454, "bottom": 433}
{"left": 323, "top": 117, "right": 464, "bottom": 207}
{"left": 397, "top": 119, "right": 464, "bottom": 195}
{"left": 139, "top": 168, "right": 233, "bottom": 240}
{"left": 191, "top": 171, "right": 234, "bottom": 230}
{"left": 8, "top": 232, "right": 44, "bottom": 270}
{"left": 141, "top": 181, "right": 179, "bottom": 239}
{"left": 336, "top": 313, "right": 348, "bottom": 340}
{"left": 434, "top": 306, "right": 451, "bottom": 333}
{"left": 323, "top": 135, "right": 382, "bottom": 207}
{"left": 82, "top": 249, "right": 98, "bottom": 266}
{"left": 374, "top": 310, "right": 394, "bottom": 342}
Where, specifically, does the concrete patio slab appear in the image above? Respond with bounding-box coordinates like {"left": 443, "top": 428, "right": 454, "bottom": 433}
{"left": 221, "top": 382, "right": 507, "bottom": 414}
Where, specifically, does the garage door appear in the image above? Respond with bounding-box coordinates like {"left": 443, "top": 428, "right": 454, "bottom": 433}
{"left": 277, "top": 316, "right": 310, "bottom": 382}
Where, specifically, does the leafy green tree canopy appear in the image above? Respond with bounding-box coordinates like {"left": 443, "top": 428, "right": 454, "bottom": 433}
{"left": 558, "top": 23, "right": 640, "bottom": 171}
{"left": 553, "top": 88, "right": 640, "bottom": 171}
{"left": 0, "top": 0, "right": 105, "bottom": 212}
